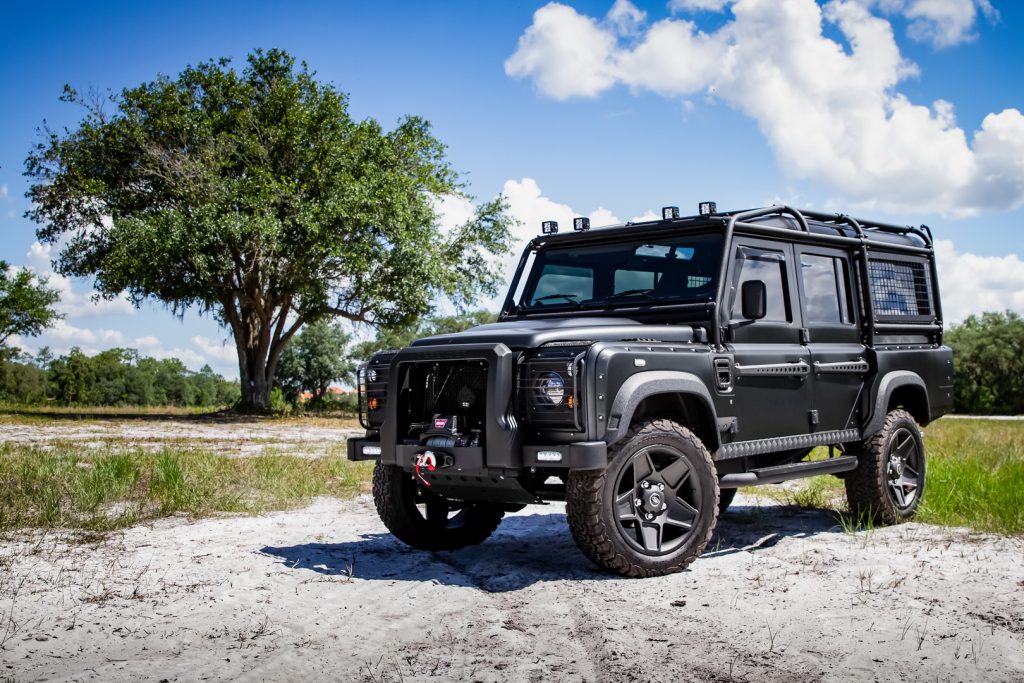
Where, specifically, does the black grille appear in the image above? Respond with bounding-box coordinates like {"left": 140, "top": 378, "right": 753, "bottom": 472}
{"left": 425, "top": 363, "right": 488, "bottom": 417}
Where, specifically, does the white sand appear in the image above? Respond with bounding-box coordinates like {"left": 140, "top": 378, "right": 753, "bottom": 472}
{"left": 2, "top": 494, "right": 1022, "bottom": 682}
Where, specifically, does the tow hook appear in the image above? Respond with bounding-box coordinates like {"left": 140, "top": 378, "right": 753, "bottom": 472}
{"left": 415, "top": 451, "right": 437, "bottom": 486}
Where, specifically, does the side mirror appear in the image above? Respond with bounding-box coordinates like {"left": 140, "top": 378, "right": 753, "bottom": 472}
{"left": 741, "top": 280, "right": 767, "bottom": 320}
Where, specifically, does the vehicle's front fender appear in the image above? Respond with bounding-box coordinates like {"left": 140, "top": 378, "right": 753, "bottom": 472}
{"left": 601, "top": 371, "right": 720, "bottom": 450}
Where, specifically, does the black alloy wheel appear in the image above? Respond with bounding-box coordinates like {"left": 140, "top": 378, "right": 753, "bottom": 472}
{"left": 566, "top": 419, "right": 718, "bottom": 577}
{"left": 845, "top": 409, "right": 927, "bottom": 524}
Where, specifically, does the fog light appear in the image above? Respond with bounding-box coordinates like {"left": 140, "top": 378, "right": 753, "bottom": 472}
{"left": 573, "top": 217, "right": 590, "bottom": 231}
{"left": 537, "top": 450, "right": 563, "bottom": 463}
{"left": 541, "top": 220, "right": 558, "bottom": 235}
{"left": 362, "top": 445, "right": 382, "bottom": 456}
{"left": 699, "top": 201, "right": 717, "bottom": 216}
{"left": 662, "top": 206, "right": 679, "bottom": 220}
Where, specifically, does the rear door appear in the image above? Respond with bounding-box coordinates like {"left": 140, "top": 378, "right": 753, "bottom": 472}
{"left": 795, "top": 246, "right": 866, "bottom": 434}
{"left": 722, "top": 238, "right": 811, "bottom": 440}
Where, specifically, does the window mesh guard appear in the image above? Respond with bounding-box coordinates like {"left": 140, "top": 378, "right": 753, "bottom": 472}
{"left": 868, "top": 259, "right": 931, "bottom": 317}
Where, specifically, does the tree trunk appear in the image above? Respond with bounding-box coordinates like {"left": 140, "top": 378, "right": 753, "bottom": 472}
{"left": 222, "top": 293, "right": 303, "bottom": 413}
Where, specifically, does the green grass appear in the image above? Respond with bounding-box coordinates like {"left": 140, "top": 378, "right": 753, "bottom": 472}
{"left": 749, "top": 418, "right": 1024, "bottom": 535}
{"left": 0, "top": 442, "right": 373, "bottom": 533}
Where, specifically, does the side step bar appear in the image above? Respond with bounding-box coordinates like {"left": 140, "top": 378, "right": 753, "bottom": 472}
{"left": 719, "top": 455, "right": 859, "bottom": 488}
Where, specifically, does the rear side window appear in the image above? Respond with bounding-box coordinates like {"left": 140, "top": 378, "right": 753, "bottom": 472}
{"left": 731, "top": 247, "right": 790, "bottom": 322}
{"left": 869, "top": 258, "right": 932, "bottom": 317}
{"left": 801, "top": 254, "right": 852, "bottom": 324}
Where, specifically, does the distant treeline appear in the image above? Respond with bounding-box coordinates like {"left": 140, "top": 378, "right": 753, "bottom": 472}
{"left": 0, "top": 347, "right": 239, "bottom": 407}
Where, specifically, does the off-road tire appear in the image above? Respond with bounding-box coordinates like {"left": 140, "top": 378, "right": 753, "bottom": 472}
{"left": 718, "top": 488, "right": 738, "bottom": 514}
{"left": 566, "top": 419, "right": 719, "bottom": 577}
{"left": 372, "top": 463, "right": 504, "bottom": 551}
{"left": 845, "top": 409, "right": 926, "bottom": 524}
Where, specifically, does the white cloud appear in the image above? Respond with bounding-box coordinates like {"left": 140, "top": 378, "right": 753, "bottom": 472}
{"left": 506, "top": 0, "right": 1024, "bottom": 216}
{"left": 669, "top": 0, "right": 733, "bottom": 12}
{"left": 898, "top": 0, "right": 999, "bottom": 48}
{"left": 630, "top": 210, "right": 663, "bottom": 222}
{"left": 934, "top": 239, "right": 1024, "bottom": 325}
{"left": 0, "top": 184, "right": 8, "bottom": 199}
{"left": 25, "top": 241, "right": 135, "bottom": 318}
{"left": 433, "top": 193, "right": 477, "bottom": 233}
{"left": 191, "top": 335, "right": 238, "bottom": 367}
{"left": 505, "top": 3, "right": 620, "bottom": 100}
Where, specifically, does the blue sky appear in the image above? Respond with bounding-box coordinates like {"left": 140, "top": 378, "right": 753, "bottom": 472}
{"left": 2, "top": 0, "right": 1022, "bottom": 377}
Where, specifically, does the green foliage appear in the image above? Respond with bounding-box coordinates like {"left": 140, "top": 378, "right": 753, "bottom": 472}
{"left": 0, "top": 260, "right": 61, "bottom": 355}
{"left": 916, "top": 419, "right": 1024, "bottom": 535}
{"left": 0, "top": 347, "right": 238, "bottom": 407}
{"left": 351, "top": 309, "right": 498, "bottom": 361}
{"left": 25, "top": 48, "right": 514, "bottom": 409}
{"left": 0, "top": 442, "right": 372, "bottom": 531}
{"left": 276, "top": 319, "right": 355, "bottom": 405}
{"left": 946, "top": 311, "right": 1024, "bottom": 414}
{"left": 751, "top": 420, "right": 1024, "bottom": 535}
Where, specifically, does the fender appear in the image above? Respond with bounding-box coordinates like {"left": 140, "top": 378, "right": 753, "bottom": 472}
{"left": 602, "top": 371, "right": 720, "bottom": 450}
{"left": 863, "top": 370, "right": 929, "bottom": 436}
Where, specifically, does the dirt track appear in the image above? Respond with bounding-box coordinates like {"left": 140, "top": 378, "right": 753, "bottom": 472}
{"left": 2, "top": 494, "right": 1022, "bottom": 682}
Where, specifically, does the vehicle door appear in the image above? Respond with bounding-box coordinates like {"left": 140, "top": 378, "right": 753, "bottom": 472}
{"left": 721, "top": 238, "right": 811, "bottom": 440}
{"left": 795, "top": 246, "right": 866, "bottom": 434}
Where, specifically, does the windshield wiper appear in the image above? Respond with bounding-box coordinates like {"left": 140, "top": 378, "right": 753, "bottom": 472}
{"left": 604, "top": 288, "right": 656, "bottom": 302}
{"left": 530, "top": 293, "right": 582, "bottom": 306}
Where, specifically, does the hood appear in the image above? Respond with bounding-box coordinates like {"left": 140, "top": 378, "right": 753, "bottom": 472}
{"left": 411, "top": 317, "right": 696, "bottom": 349}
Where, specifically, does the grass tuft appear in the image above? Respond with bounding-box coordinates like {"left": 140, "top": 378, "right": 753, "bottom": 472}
{"left": 746, "top": 419, "right": 1024, "bottom": 535}
{"left": 0, "top": 442, "right": 372, "bottom": 533}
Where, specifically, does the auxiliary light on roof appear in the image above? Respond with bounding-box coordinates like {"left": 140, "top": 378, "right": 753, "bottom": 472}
{"left": 573, "top": 217, "right": 590, "bottom": 231}
{"left": 662, "top": 206, "right": 680, "bottom": 220}
{"left": 541, "top": 220, "right": 558, "bottom": 235}
{"left": 698, "top": 201, "right": 717, "bottom": 216}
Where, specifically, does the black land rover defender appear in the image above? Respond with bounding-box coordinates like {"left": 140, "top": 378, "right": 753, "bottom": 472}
{"left": 349, "top": 204, "right": 953, "bottom": 577}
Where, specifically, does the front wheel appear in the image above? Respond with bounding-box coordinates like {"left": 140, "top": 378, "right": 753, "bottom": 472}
{"left": 566, "top": 419, "right": 719, "bottom": 577}
{"left": 372, "top": 463, "right": 504, "bottom": 551}
{"left": 844, "top": 409, "right": 926, "bottom": 524}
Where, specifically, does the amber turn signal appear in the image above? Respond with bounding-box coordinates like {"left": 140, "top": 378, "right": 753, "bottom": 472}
{"left": 367, "top": 398, "right": 380, "bottom": 411}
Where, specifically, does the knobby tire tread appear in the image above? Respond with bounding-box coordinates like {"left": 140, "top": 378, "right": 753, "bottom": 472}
{"left": 566, "top": 419, "right": 718, "bottom": 578}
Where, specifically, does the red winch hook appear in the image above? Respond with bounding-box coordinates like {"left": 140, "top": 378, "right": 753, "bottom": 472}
{"left": 414, "top": 451, "right": 437, "bottom": 486}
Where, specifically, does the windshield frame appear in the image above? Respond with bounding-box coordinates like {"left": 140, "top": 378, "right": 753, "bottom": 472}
{"left": 500, "top": 230, "right": 725, "bottom": 320}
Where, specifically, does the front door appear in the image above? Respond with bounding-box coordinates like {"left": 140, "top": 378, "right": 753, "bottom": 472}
{"left": 722, "top": 239, "right": 810, "bottom": 441}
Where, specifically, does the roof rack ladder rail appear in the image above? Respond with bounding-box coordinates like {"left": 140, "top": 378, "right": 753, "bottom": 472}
{"left": 841, "top": 215, "right": 876, "bottom": 350}
{"left": 922, "top": 224, "right": 943, "bottom": 343}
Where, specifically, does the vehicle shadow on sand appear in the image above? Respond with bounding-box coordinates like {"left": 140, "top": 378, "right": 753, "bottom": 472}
{"left": 260, "top": 501, "right": 845, "bottom": 592}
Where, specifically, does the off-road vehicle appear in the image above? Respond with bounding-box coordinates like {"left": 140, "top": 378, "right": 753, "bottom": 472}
{"left": 349, "top": 203, "right": 953, "bottom": 577}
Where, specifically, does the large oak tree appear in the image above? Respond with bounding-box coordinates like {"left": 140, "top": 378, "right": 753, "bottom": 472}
{"left": 25, "top": 49, "right": 514, "bottom": 409}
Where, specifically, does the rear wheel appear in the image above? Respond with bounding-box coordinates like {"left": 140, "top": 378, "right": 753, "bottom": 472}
{"left": 372, "top": 463, "right": 504, "bottom": 551}
{"left": 845, "top": 409, "right": 926, "bottom": 524}
{"left": 566, "top": 419, "right": 718, "bottom": 577}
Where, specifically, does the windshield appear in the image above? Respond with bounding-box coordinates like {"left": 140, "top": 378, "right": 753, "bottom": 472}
{"left": 510, "top": 233, "right": 723, "bottom": 314}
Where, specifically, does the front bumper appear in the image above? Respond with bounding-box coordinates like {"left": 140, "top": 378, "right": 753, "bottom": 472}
{"left": 347, "top": 437, "right": 607, "bottom": 471}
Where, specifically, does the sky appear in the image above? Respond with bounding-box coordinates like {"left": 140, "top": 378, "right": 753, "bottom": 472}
{"left": 1, "top": 0, "right": 1022, "bottom": 378}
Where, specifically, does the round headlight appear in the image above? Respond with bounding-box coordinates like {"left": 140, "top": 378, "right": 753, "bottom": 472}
{"left": 366, "top": 368, "right": 378, "bottom": 383}
{"left": 537, "top": 371, "right": 565, "bottom": 405}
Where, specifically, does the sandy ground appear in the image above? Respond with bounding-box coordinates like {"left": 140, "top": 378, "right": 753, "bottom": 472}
{"left": 0, "top": 416, "right": 360, "bottom": 457}
{"left": 2, "top": 494, "right": 1022, "bottom": 683}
